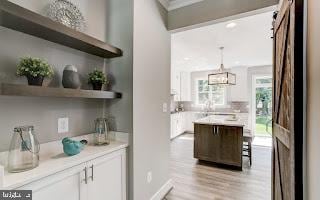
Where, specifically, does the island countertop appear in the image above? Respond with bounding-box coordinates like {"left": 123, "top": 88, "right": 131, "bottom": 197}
{"left": 193, "top": 115, "right": 245, "bottom": 127}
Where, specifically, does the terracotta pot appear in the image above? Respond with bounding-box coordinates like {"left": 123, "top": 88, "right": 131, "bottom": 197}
{"left": 26, "top": 75, "right": 44, "bottom": 86}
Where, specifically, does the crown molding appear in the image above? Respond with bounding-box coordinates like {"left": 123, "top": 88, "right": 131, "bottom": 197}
{"left": 158, "top": 0, "right": 204, "bottom": 11}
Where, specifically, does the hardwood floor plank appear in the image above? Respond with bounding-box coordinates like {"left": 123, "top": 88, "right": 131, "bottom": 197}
{"left": 165, "top": 134, "right": 271, "bottom": 200}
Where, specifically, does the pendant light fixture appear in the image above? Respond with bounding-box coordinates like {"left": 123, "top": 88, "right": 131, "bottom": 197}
{"left": 208, "top": 47, "right": 236, "bottom": 85}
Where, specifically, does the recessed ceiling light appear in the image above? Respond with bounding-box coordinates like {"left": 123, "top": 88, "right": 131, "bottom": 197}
{"left": 184, "top": 57, "right": 190, "bottom": 60}
{"left": 226, "top": 22, "right": 237, "bottom": 29}
{"left": 235, "top": 61, "right": 241, "bottom": 65}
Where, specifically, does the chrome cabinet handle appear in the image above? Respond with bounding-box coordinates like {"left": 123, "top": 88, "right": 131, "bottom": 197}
{"left": 83, "top": 167, "right": 88, "bottom": 184}
{"left": 89, "top": 165, "right": 94, "bottom": 181}
{"left": 216, "top": 126, "right": 219, "bottom": 135}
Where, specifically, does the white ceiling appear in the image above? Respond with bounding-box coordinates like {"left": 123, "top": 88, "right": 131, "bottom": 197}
{"left": 171, "top": 11, "right": 274, "bottom": 72}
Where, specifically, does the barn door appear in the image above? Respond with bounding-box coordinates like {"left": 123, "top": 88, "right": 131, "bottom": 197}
{"left": 272, "top": 0, "right": 304, "bottom": 199}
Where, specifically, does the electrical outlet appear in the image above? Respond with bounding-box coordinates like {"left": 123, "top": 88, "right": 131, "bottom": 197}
{"left": 147, "top": 171, "right": 152, "bottom": 184}
{"left": 58, "top": 118, "right": 69, "bottom": 133}
{"left": 162, "top": 103, "right": 167, "bottom": 113}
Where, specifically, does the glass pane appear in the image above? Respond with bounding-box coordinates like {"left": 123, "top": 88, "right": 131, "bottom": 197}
{"left": 256, "top": 78, "right": 272, "bottom": 84}
{"left": 255, "top": 86, "right": 272, "bottom": 137}
{"left": 198, "top": 93, "right": 209, "bottom": 104}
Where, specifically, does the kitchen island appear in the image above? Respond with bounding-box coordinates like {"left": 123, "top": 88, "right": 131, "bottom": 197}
{"left": 194, "top": 115, "right": 245, "bottom": 169}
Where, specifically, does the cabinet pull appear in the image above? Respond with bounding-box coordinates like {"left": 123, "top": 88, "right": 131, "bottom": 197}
{"left": 213, "top": 126, "right": 216, "bottom": 135}
{"left": 89, "top": 165, "right": 94, "bottom": 181}
{"left": 83, "top": 167, "right": 88, "bottom": 184}
{"left": 216, "top": 126, "right": 219, "bottom": 135}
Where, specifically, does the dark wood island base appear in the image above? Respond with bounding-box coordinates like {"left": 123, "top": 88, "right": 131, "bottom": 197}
{"left": 194, "top": 124, "right": 244, "bottom": 169}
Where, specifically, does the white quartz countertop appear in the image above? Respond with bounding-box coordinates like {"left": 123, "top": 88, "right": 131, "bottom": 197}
{"left": 0, "top": 133, "right": 128, "bottom": 189}
{"left": 194, "top": 115, "right": 245, "bottom": 127}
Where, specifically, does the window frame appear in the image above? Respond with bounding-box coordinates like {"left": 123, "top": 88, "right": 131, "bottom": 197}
{"left": 194, "top": 78, "right": 227, "bottom": 107}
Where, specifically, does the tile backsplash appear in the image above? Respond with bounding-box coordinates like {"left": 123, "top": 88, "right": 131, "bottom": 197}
{"left": 174, "top": 101, "right": 249, "bottom": 113}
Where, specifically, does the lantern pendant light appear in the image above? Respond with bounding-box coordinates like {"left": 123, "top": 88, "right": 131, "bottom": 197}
{"left": 208, "top": 47, "right": 236, "bottom": 85}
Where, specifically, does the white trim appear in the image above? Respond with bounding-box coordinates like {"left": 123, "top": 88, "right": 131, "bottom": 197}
{"left": 168, "top": 0, "right": 204, "bottom": 11}
{"left": 150, "top": 179, "right": 174, "bottom": 200}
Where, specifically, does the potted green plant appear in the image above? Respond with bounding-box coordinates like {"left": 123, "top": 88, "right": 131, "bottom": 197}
{"left": 16, "top": 57, "right": 54, "bottom": 86}
{"left": 88, "top": 69, "right": 108, "bottom": 90}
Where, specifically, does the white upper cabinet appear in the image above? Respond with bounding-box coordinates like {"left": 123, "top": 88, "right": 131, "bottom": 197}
{"left": 171, "top": 70, "right": 191, "bottom": 102}
{"left": 171, "top": 69, "right": 181, "bottom": 101}
{"left": 180, "top": 71, "right": 192, "bottom": 101}
{"left": 230, "top": 67, "right": 249, "bottom": 101}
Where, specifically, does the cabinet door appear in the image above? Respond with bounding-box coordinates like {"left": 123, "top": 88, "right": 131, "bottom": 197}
{"left": 194, "top": 124, "right": 219, "bottom": 162}
{"left": 218, "top": 126, "right": 243, "bottom": 167}
{"left": 87, "top": 149, "right": 126, "bottom": 200}
{"left": 180, "top": 71, "right": 191, "bottom": 101}
{"left": 18, "top": 164, "right": 86, "bottom": 200}
{"left": 171, "top": 70, "right": 180, "bottom": 101}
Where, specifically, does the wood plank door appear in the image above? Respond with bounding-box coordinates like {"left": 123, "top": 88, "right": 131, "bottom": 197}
{"left": 272, "top": 0, "right": 304, "bottom": 199}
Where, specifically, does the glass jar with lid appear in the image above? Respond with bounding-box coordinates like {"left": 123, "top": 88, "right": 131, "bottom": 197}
{"left": 8, "top": 126, "right": 40, "bottom": 173}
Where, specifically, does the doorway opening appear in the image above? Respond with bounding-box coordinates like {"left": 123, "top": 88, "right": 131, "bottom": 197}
{"left": 252, "top": 76, "right": 272, "bottom": 147}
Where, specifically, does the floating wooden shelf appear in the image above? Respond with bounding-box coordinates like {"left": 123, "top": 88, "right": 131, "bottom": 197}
{"left": 0, "top": 83, "right": 122, "bottom": 99}
{"left": 0, "top": 0, "right": 123, "bottom": 58}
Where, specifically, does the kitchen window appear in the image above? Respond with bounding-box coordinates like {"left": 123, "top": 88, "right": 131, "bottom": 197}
{"left": 196, "top": 79, "right": 226, "bottom": 106}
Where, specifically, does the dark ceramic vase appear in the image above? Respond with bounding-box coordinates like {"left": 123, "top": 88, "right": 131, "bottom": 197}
{"left": 26, "top": 75, "right": 44, "bottom": 86}
{"left": 92, "top": 82, "right": 103, "bottom": 90}
{"left": 62, "top": 65, "right": 81, "bottom": 89}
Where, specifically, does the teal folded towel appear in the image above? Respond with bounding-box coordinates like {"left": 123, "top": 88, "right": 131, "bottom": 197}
{"left": 62, "top": 138, "right": 87, "bottom": 156}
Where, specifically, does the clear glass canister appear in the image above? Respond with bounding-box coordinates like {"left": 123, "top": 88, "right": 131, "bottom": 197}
{"left": 8, "top": 126, "right": 40, "bottom": 173}
{"left": 94, "top": 118, "right": 110, "bottom": 146}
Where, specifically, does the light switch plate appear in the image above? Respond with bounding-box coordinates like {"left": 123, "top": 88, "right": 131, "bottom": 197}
{"left": 58, "top": 118, "right": 69, "bottom": 133}
{"left": 162, "top": 103, "right": 168, "bottom": 113}
{"left": 147, "top": 171, "right": 152, "bottom": 183}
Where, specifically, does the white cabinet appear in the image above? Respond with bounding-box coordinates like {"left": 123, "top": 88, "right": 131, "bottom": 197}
{"left": 18, "top": 149, "right": 126, "bottom": 200}
{"left": 230, "top": 67, "right": 249, "bottom": 101}
{"left": 171, "top": 113, "right": 186, "bottom": 139}
{"left": 171, "top": 71, "right": 191, "bottom": 102}
{"left": 180, "top": 71, "right": 191, "bottom": 101}
{"left": 21, "top": 164, "right": 86, "bottom": 200}
{"left": 171, "top": 70, "right": 181, "bottom": 101}
{"left": 87, "top": 151, "right": 126, "bottom": 200}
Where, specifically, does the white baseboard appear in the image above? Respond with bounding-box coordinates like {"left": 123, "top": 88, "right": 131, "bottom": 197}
{"left": 150, "top": 179, "right": 174, "bottom": 200}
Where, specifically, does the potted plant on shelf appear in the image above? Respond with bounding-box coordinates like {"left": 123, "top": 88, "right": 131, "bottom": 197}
{"left": 88, "top": 69, "right": 108, "bottom": 91}
{"left": 16, "top": 57, "right": 54, "bottom": 86}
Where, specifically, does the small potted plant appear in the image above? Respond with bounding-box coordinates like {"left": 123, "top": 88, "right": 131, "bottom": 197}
{"left": 88, "top": 69, "right": 108, "bottom": 91}
{"left": 16, "top": 57, "right": 54, "bottom": 86}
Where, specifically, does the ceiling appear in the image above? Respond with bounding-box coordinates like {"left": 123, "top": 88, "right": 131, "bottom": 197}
{"left": 171, "top": 11, "right": 274, "bottom": 72}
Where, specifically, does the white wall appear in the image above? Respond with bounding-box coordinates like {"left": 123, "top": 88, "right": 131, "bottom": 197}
{"left": 133, "top": 1, "right": 171, "bottom": 200}
{"left": 0, "top": 0, "right": 110, "bottom": 151}
{"left": 307, "top": 0, "right": 320, "bottom": 199}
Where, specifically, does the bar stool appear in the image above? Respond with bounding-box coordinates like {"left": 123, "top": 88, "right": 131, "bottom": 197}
{"left": 243, "top": 129, "right": 253, "bottom": 166}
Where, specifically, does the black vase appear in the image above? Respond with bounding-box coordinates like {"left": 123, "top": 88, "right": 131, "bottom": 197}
{"left": 92, "top": 82, "right": 103, "bottom": 90}
{"left": 26, "top": 75, "right": 44, "bottom": 86}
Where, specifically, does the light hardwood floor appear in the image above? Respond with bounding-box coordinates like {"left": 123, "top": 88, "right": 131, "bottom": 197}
{"left": 164, "top": 133, "right": 271, "bottom": 200}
